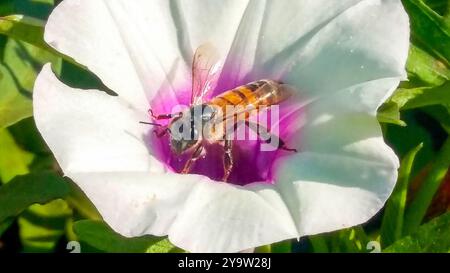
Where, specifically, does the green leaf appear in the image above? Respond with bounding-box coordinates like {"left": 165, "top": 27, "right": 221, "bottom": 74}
{"left": 406, "top": 44, "right": 450, "bottom": 86}
{"left": 256, "top": 240, "right": 292, "bottom": 253}
{"left": 73, "top": 220, "right": 183, "bottom": 253}
{"left": 404, "top": 137, "right": 450, "bottom": 234}
{"left": 0, "top": 38, "right": 61, "bottom": 128}
{"left": 380, "top": 143, "right": 423, "bottom": 248}
{"left": 0, "top": 63, "right": 33, "bottom": 128}
{"left": 390, "top": 82, "right": 450, "bottom": 110}
{"left": 307, "top": 227, "right": 369, "bottom": 253}
{"left": 385, "top": 212, "right": 450, "bottom": 253}
{"left": 254, "top": 244, "right": 272, "bottom": 253}
{"left": 308, "top": 235, "right": 329, "bottom": 253}
{"left": 0, "top": 0, "right": 55, "bottom": 20}
{"left": 270, "top": 240, "right": 292, "bottom": 253}
{"left": 18, "top": 199, "right": 72, "bottom": 253}
{"left": 422, "top": 105, "right": 450, "bottom": 134}
{"left": 7, "top": 118, "right": 59, "bottom": 175}
{"left": 0, "top": 172, "right": 69, "bottom": 223}
{"left": 66, "top": 180, "right": 102, "bottom": 221}
{"left": 1, "top": 122, "right": 74, "bottom": 252}
{"left": 0, "top": 15, "right": 48, "bottom": 50}
{"left": 8, "top": 117, "right": 50, "bottom": 155}
{"left": 330, "top": 228, "right": 369, "bottom": 253}
{"left": 423, "top": 0, "right": 450, "bottom": 16}
{"left": 0, "top": 217, "right": 14, "bottom": 236}
{"left": 384, "top": 111, "right": 437, "bottom": 178}
{"left": 0, "top": 128, "right": 33, "bottom": 183}
{"left": 402, "top": 0, "right": 450, "bottom": 65}
{"left": 59, "top": 59, "right": 114, "bottom": 94}
{"left": 0, "top": 15, "right": 84, "bottom": 67}
{"left": 377, "top": 101, "right": 407, "bottom": 126}
{"left": 146, "top": 238, "right": 181, "bottom": 253}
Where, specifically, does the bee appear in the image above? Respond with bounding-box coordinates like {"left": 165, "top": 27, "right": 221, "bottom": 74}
{"left": 141, "top": 43, "right": 297, "bottom": 182}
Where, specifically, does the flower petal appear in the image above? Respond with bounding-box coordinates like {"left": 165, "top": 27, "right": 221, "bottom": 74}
{"left": 279, "top": 0, "right": 409, "bottom": 98}
{"left": 270, "top": 0, "right": 407, "bottom": 235}
{"left": 33, "top": 63, "right": 300, "bottom": 251}
{"left": 69, "top": 171, "right": 298, "bottom": 253}
{"left": 284, "top": 77, "right": 403, "bottom": 150}
{"left": 275, "top": 150, "right": 397, "bottom": 235}
{"left": 45, "top": 0, "right": 253, "bottom": 110}
{"left": 46, "top": 0, "right": 409, "bottom": 105}
{"left": 275, "top": 104, "right": 399, "bottom": 234}
{"left": 213, "top": 0, "right": 408, "bottom": 94}
{"left": 219, "top": 0, "right": 367, "bottom": 88}
{"left": 33, "top": 64, "right": 164, "bottom": 174}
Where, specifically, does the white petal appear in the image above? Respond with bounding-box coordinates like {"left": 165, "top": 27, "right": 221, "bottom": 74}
{"left": 274, "top": 81, "right": 400, "bottom": 234}
{"left": 69, "top": 171, "right": 298, "bottom": 253}
{"left": 305, "top": 78, "right": 402, "bottom": 117}
{"left": 45, "top": 0, "right": 409, "bottom": 107}
{"left": 279, "top": 0, "right": 409, "bottom": 99}
{"left": 213, "top": 0, "right": 408, "bottom": 94}
{"left": 33, "top": 64, "right": 164, "bottom": 174}
{"left": 269, "top": 0, "right": 407, "bottom": 235}
{"left": 45, "top": 0, "right": 252, "bottom": 110}
{"left": 301, "top": 113, "right": 399, "bottom": 167}
{"left": 275, "top": 105, "right": 399, "bottom": 235}
{"left": 285, "top": 78, "right": 403, "bottom": 152}
{"left": 275, "top": 150, "right": 397, "bottom": 235}
{"left": 220, "top": 0, "right": 366, "bottom": 87}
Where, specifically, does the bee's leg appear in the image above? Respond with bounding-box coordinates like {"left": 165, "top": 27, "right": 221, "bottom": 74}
{"left": 245, "top": 121, "right": 297, "bottom": 152}
{"left": 181, "top": 144, "right": 204, "bottom": 174}
{"left": 222, "top": 139, "right": 234, "bottom": 182}
{"left": 149, "top": 109, "right": 182, "bottom": 120}
{"left": 153, "top": 127, "right": 171, "bottom": 138}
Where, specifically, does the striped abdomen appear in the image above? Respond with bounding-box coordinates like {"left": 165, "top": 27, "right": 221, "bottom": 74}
{"left": 209, "top": 80, "right": 291, "bottom": 114}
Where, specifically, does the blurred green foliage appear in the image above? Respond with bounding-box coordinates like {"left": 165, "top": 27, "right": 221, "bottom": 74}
{"left": 0, "top": 0, "right": 450, "bottom": 253}
{"left": 73, "top": 220, "right": 183, "bottom": 253}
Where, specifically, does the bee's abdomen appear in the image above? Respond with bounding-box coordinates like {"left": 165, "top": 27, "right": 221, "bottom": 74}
{"left": 210, "top": 80, "right": 287, "bottom": 110}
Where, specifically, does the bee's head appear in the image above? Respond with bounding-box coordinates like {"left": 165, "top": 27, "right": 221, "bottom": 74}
{"left": 168, "top": 115, "right": 200, "bottom": 155}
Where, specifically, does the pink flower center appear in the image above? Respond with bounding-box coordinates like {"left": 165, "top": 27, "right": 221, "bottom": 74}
{"left": 146, "top": 77, "right": 303, "bottom": 186}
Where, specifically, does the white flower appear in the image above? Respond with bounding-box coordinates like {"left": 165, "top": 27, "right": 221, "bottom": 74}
{"left": 33, "top": 0, "right": 410, "bottom": 252}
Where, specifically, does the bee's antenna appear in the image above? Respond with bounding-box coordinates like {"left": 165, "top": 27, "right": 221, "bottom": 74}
{"left": 140, "top": 121, "right": 172, "bottom": 138}
{"left": 139, "top": 121, "right": 163, "bottom": 127}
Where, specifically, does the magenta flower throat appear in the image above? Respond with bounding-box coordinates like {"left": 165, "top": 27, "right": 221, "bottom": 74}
{"left": 146, "top": 44, "right": 303, "bottom": 186}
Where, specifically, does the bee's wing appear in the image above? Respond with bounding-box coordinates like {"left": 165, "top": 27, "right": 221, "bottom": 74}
{"left": 191, "top": 43, "right": 222, "bottom": 105}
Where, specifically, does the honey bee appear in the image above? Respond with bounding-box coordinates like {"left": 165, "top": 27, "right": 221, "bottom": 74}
{"left": 141, "top": 43, "right": 297, "bottom": 181}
